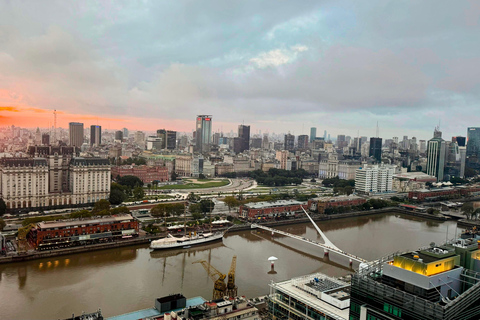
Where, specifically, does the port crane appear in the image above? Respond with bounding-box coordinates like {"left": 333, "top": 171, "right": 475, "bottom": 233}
{"left": 227, "top": 255, "right": 237, "bottom": 298}
{"left": 193, "top": 255, "right": 237, "bottom": 299}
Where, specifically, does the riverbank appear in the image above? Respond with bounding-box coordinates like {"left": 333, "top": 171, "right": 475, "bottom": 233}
{"left": 0, "top": 206, "right": 446, "bottom": 264}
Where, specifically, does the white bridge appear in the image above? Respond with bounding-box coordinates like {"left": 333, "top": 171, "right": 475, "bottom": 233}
{"left": 251, "top": 207, "right": 366, "bottom": 264}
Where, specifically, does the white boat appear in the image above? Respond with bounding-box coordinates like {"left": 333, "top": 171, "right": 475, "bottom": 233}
{"left": 150, "top": 232, "right": 224, "bottom": 250}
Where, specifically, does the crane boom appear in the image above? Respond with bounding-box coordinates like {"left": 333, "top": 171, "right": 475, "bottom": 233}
{"left": 193, "top": 259, "right": 227, "bottom": 299}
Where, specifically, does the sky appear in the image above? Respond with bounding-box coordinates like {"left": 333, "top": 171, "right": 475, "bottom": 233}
{"left": 0, "top": 1, "right": 479, "bottom": 141}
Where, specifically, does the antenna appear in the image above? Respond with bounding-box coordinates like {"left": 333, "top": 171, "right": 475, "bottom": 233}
{"left": 53, "top": 109, "right": 57, "bottom": 145}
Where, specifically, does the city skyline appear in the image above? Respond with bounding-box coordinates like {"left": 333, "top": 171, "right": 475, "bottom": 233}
{"left": 0, "top": 1, "right": 479, "bottom": 139}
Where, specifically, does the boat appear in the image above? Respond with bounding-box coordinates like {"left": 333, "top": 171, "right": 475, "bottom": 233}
{"left": 150, "top": 231, "right": 224, "bottom": 250}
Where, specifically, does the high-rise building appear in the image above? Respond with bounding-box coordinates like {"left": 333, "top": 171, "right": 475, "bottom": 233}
{"left": 122, "top": 128, "right": 129, "bottom": 139}
{"left": 467, "top": 128, "right": 480, "bottom": 156}
{"left": 419, "top": 140, "right": 427, "bottom": 153}
{"left": 369, "top": 137, "right": 382, "bottom": 163}
{"left": 453, "top": 136, "right": 466, "bottom": 147}
{"left": 166, "top": 130, "right": 177, "bottom": 150}
{"left": 298, "top": 135, "right": 309, "bottom": 149}
{"left": 426, "top": 128, "right": 446, "bottom": 181}
{"left": 156, "top": 129, "right": 166, "bottom": 149}
{"left": 195, "top": 115, "right": 212, "bottom": 153}
{"left": 90, "top": 125, "right": 101, "bottom": 146}
{"left": 350, "top": 240, "right": 480, "bottom": 320}
{"left": 310, "top": 127, "right": 317, "bottom": 143}
{"left": 69, "top": 122, "right": 84, "bottom": 147}
{"left": 337, "top": 135, "right": 346, "bottom": 148}
{"left": 284, "top": 133, "right": 295, "bottom": 151}
{"left": 41, "top": 133, "right": 50, "bottom": 146}
{"left": 134, "top": 131, "right": 145, "bottom": 147}
{"left": 115, "top": 130, "right": 123, "bottom": 142}
{"left": 237, "top": 125, "right": 250, "bottom": 153}
{"left": 355, "top": 164, "right": 395, "bottom": 194}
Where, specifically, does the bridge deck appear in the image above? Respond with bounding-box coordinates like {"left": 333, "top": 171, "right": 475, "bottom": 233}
{"left": 251, "top": 223, "right": 366, "bottom": 263}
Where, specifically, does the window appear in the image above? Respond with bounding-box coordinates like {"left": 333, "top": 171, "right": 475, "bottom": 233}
{"left": 383, "top": 303, "right": 401, "bottom": 317}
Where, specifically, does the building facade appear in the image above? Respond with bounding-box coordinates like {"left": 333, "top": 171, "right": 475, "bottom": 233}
{"left": 318, "top": 153, "right": 360, "bottom": 180}
{"left": 69, "top": 122, "right": 84, "bottom": 147}
{"left": 369, "top": 137, "right": 382, "bottom": 163}
{"left": 239, "top": 200, "right": 307, "bottom": 220}
{"left": 90, "top": 125, "right": 101, "bottom": 146}
{"left": 284, "top": 134, "right": 295, "bottom": 151}
{"left": 426, "top": 129, "right": 446, "bottom": 181}
{"left": 308, "top": 196, "right": 366, "bottom": 214}
{"left": 355, "top": 164, "right": 395, "bottom": 194}
{"left": 195, "top": 115, "right": 212, "bottom": 153}
{"left": 27, "top": 214, "right": 138, "bottom": 249}
{"left": 0, "top": 157, "right": 110, "bottom": 210}
{"left": 112, "top": 165, "right": 169, "bottom": 183}
{"left": 237, "top": 124, "right": 250, "bottom": 153}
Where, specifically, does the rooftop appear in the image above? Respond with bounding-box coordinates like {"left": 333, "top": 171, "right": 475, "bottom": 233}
{"left": 244, "top": 199, "right": 304, "bottom": 209}
{"left": 37, "top": 214, "right": 134, "bottom": 230}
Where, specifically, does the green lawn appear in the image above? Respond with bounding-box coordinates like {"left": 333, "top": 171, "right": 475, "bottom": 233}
{"left": 156, "top": 179, "right": 230, "bottom": 190}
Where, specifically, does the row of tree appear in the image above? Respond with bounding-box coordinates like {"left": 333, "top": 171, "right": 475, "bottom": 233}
{"left": 248, "top": 168, "right": 309, "bottom": 186}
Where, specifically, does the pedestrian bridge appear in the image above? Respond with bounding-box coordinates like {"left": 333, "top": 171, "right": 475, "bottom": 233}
{"left": 251, "top": 207, "right": 367, "bottom": 264}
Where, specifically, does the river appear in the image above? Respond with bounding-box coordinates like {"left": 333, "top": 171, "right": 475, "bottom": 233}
{"left": 0, "top": 213, "right": 462, "bottom": 319}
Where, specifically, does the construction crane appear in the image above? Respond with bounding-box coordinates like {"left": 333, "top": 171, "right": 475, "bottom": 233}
{"left": 227, "top": 255, "right": 237, "bottom": 298}
{"left": 193, "top": 259, "right": 227, "bottom": 299}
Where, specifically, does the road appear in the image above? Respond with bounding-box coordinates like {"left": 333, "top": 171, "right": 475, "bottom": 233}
{"left": 172, "top": 178, "right": 255, "bottom": 195}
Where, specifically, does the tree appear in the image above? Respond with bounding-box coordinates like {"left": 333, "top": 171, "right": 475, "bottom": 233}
{"left": 426, "top": 208, "right": 436, "bottom": 215}
{"left": 462, "top": 202, "right": 474, "bottom": 220}
{"left": 110, "top": 188, "right": 127, "bottom": 205}
{"left": 111, "top": 206, "right": 130, "bottom": 215}
{"left": 118, "top": 175, "right": 144, "bottom": 188}
{"left": 223, "top": 196, "right": 239, "bottom": 212}
{"left": 133, "top": 186, "right": 145, "bottom": 200}
{"left": 92, "top": 199, "right": 111, "bottom": 214}
{"left": 0, "top": 198, "right": 6, "bottom": 216}
{"left": 199, "top": 173, "right": 206, "bottom": 179}
{"left": 171, "top": 171, "right": 178, "bottom": 181}
{"left": 151, "top": 203, "right": 185, "bottom": 217}
{"left": 199, "top": 199, "right": 215, "bottom": 213}
{"left": 187, "top": 192, "right": 200, "bottom": 202}
{"left": 0, "top": 218, "right": 5, "bottom": 231}
{"left": 70, "top": 210, "right": 92, "bottom": 219}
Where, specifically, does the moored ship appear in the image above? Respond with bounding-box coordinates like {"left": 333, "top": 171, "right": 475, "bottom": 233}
{"left": 150, "top": 231, "right": 224, "bottom": 250}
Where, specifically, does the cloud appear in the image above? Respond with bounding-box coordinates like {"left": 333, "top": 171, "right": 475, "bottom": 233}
{"left": 250, "top": 45, "right": 309, "bottom": 68}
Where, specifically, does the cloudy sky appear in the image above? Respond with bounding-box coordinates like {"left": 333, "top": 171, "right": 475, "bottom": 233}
{"left": 0, "top": 1, "right": 479, "bottom": 140}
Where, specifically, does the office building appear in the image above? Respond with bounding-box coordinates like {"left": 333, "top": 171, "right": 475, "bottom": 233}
{"left": 90, "top": 125, "right": 101, "bottom": 146}
{"left": 69, "top": 122, "right": 84, "bottom": 147}
{"left": 134, "top": 131, "right": 145, "bottom": 147}
{"left": 426, "top": 128, "right": 446, "bottom": 181}
{"left": 195, "top": 115, "right": 212, "bottom": 153}
{"left": 237, "top": 124, "right": 250, "bottom": 153}
{"left": 166, "top": 130, "right": 177, "bottom": 150}
{"left": 41, "top": 133, "right": 50, "bottom": 146}
{"left": 122, "top": 127, "right": 129, "bottom": 139}
{"left": 269, "top": 273, "right": 351, "bottom": 320}
{"left": 453, "top": 136, "right": 466, "bottom": 147}
{"left": 318, "top": 152, "right": 360, "bottom": 180}
{"left": 310, "top": 127, "right": 317, "bottom": 143}
{"left": 284, "top": 133, "right": 295, "bottom": 151}
{"left": 350, "top": 239, "right": 480, "bottom": 320}
{"left": 369, "top": 137, "right": 382, "bottom": 163}
{"left": 115, "top": 130, "right": 123, "bottom": 142}
{"left": 298, "top": 134, "right": 309, "bottom": 149}
{"left": 467, "top": 127, "right": 480, "bottom": 157}
{"left": 419, "top": 140, "right": 427, "bottom": 153}
{"left": 146, "top": 136, "right": 164, "bottom": 150}
{"left": 355, "top": 164, "right": 395, "bottom": 194}
{"left": 337, "top": 135, "right": 346, "bottom": 148}
{"left": 156, "top": 129, "right": 166, "bottom": 148}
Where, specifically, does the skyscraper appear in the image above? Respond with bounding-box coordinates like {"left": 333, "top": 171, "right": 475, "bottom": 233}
{"left": 310, "top": 127, "right": 317, "bottom": 143}
{"left": 90, "top": 125, "right": 101, "bottom": 146}
{"left": 115, "top": 130, "right": 123, "bottom": 141}
{"left": 284, "top": 133, "right": 295, "bottom": 151}
{"left": 426, "top": 128, "right": 446, "bottom": 181}
{"left": 237, "top": 124, "right": 250, "bottom": 153}
{"left": 467, "top": 127, "right": 480, "bottom": 157}
{"left": 369, "top": 137, "right": 383, "bottom": 163}
{"left": 298, "top": 135, "right": 309, "bottom": 149}
{"left": 337, "top": 135, "right": 346, "bottom": 148}
{"left": 156, "top": 129, "right": 166, "bottom": 148}
{"left": 195, "top": 115, "right": 212, "bottom": 153}
{"left": 166, "top": 130, "right": 177, "bottom": 150}
{"left": 452, "top": 136, "right": 466, "bottom": 147}
{"left": 69, "top": 122, "right": 84, "bottom": 147}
